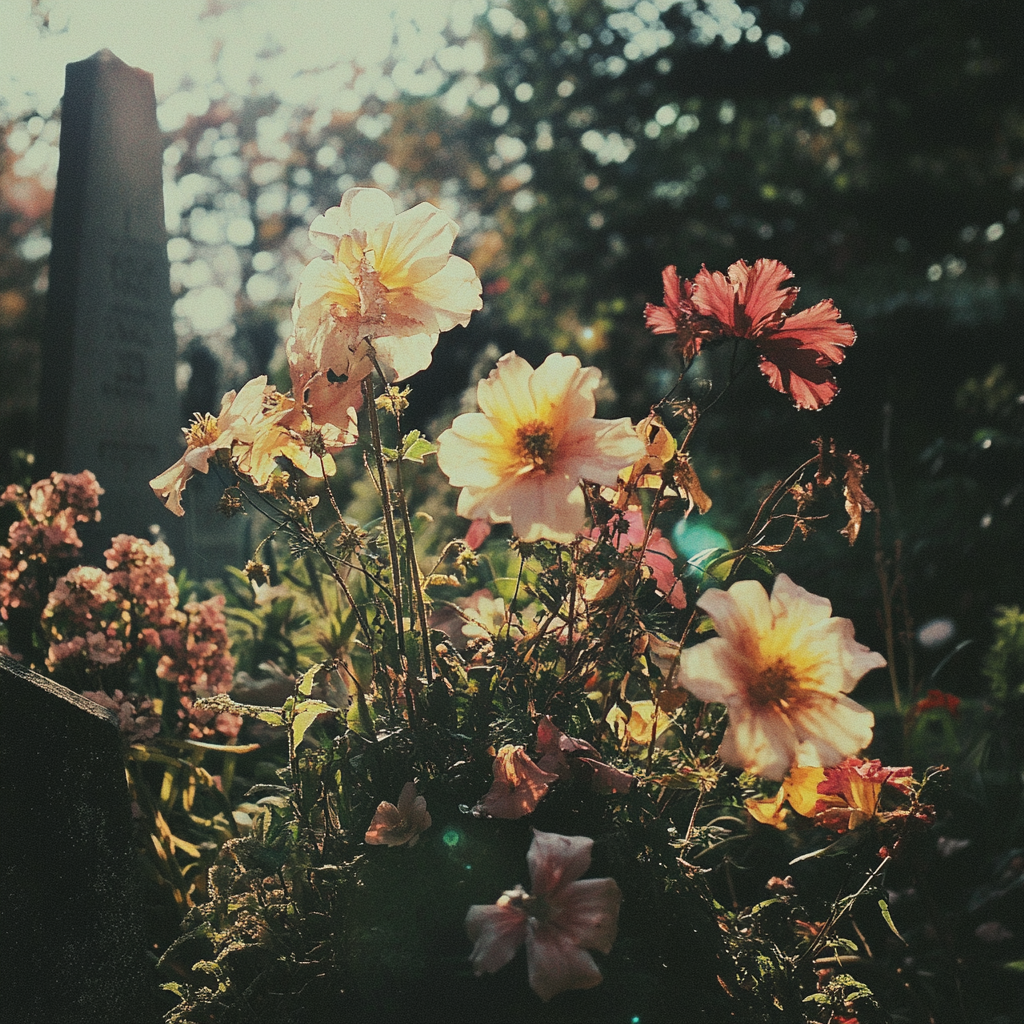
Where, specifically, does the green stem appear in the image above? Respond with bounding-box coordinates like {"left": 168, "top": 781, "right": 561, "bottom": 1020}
{"left": 362, "top": 376, "right": 408, "bottom": 673}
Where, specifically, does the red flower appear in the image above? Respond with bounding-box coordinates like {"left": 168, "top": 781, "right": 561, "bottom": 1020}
{"left": 643, "top": 265, "right": 709, "bottom": 361}
{"left": 914, "top": 689, "right": 961, "bottom": 717}
{"left": 690, "top": 259, "right": 856, "bottom": 410}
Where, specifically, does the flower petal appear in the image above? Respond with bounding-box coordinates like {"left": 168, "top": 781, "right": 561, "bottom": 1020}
{"left": 466, "top": 904, "right": 527, "bottom": 976}
{"left": 474, "top": 746, "right": 558, "bottom": 819}
{"left": 508, "top": 473, "right": 586, "bottom": 544}
{"left": 526, "top": 923, "right": 604, "bottom": 1002}
{"left": 527, "top": 830, "right": 594, "bottom": 893}
{"left": 718, "top": 705, "right": 799, "bottom": 781}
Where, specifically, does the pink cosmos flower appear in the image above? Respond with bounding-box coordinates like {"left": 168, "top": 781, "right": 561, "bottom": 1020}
{"left": 689, "top": 259, "right": 856, "bottom": 410}
{"left": 676, "top": 574, "right": 884, "bottom": 780}
{"left": 436, "top": 352, "right": 646, "bottom": 543}
{"left": 643, "top": 265, "right": 710, "bottom": 361}
{"left": 290, "top": 187, "right": 482, "bottom": 384}
{"left": 466, "top": 829, "right": 622, "bottom": 1001}
{"left": 472, "top": 745, "right": 559, "bottom": 819}
{"left": 365, "top": 782, "right": 432, "bottom": 847}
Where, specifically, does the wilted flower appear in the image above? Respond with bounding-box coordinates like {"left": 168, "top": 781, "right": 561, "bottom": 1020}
{"left": 676, "top": 574, "right": 884, "bottom": 780}
{"left": 466, "top": 829, "right": 622, "bottom": 1001}
{"left": 436, "top": 352, "right": 646, "bottom": 543}
{"left": 745, "top": 765, "right": 829, "bottom": 829}
{"left": 472, "top": 744, "right": 559, "bottom": 819}
{"left": 813, "top": 757, "right": 914, "bottom": 833}
{"left": 643, "top": 265, "right": 712, "bottom": 361}
{"left": 365, "top": 781, "right": 431, "bottom": 847}
{"left": 290, "top": 187, "right": 482, "bottom": 384}
{"left": 535, "top": 716, "right": 634, "bottom": 794}
{"left": 585, "top": 510, "right": 685, "bottom": 609}
{"left": 605, "top": 699, "right": 674, "bottom": 751}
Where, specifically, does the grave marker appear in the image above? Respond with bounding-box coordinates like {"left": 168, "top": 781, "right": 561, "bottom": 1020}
{"left": 0, "top": 653, "right": 158, "bottom": 1021}
{"left": 34, "top": 49, "right": 182, "bottom": 562}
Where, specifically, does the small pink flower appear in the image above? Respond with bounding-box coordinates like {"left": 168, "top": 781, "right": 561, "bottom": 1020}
{"left": 365, "top": 782, "right": 432, "bottom": 847}
{"left": 466, "top": 829, "right": 622, "bottom": 1001}
{"left": 472, "top": 745, "right": 558, "bottom": 819}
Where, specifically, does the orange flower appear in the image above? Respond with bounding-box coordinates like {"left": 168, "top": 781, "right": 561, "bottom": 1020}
{"left": 365, "top": 782, "right": 432, "bottom": 847}
{"left": 745, "top": 766, "right": 830, "bottom": 829}
{"left": 466, "top": 829, "right": 622, "bottom": 1001}
{"left": 472, "top": 745, "right": 558, "bottom": 819}
{"left": 677, "top": 574, "right": 883, "bottom": 780}
{"left": 290, "top": 187, "right": 482, "bottom": 385}
{"left": 436, "top": 352, "right": 646, "bottom": 543}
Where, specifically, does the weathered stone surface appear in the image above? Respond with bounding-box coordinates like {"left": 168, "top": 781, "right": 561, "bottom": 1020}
{"left": 0, "top": 653, "right": 158, "bottom": 1022}
{"left": 34, "top": 49, "right": 182, "bottom": 562}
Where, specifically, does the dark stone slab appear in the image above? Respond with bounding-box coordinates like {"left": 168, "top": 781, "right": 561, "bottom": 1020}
{"left": 34, "top": 49, "right": 182, "bottom": 563}
{"left": 0, "top": 654, "right": 158, "bottom": 1022}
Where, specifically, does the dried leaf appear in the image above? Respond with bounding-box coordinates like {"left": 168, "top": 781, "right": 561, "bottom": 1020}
{"left": 673, "top": 455, "right": 712, "bottom": 513}
{"left": 839, "top": 451, "right": 875, "bottom": 545}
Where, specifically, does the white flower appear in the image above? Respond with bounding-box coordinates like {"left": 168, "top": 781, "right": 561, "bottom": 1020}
{"left": 436, "top": 352, "right": 646, "bottom": 543}
{"left": 676, "top": 574, "right": 884, "bottom": 780}
{"left": 289, "top": 187, "right": 482, "bottom": 384}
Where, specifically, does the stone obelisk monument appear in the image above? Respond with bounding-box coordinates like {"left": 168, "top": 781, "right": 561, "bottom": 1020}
{"left": 35, "top": 50, "right": 182, "bottom": 561}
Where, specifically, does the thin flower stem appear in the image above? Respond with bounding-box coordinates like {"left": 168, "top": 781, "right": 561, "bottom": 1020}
{"left": 378, "top": 364, "right": 438, "bottom": 703}
{"left": 362, "top": 375, "right": 408, "bottom": 672}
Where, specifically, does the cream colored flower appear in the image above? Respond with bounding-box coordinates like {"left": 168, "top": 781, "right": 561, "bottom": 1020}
{"left": 150, "top": 376, "right": 270, "bottom": 516}
{"left": 290, "top": 187, "right": 482, "bottom": 384}
{"left": 436, "top": 352, "right": 646, "bottom": 544}
{"left": 676, "top": 574, "right": 884, "bottom": 780}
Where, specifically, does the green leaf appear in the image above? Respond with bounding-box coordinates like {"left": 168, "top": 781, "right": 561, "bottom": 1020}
{"left": 878, "top": 898, "right": 907, "bottom": 944}
{"left": 402, "top": 430, "right": 438, "bottom": 463}
{"left": 291, "top": 699, "right": 333, "bottom": 747}
{"left": 380, "top": 445, "right": 399, "bottom": 462}
{"left": 346, "top": 701, "right": 377, "bottom": 736}
{"left": 297, "top": 663, "right": 320, "bottom": 698}
{"left": 745, "top": 550, "right": 775, "bottom": 575}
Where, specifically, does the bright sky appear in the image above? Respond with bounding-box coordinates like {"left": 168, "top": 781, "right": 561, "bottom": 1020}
{"left": 1, "top": 0, "right": 487, "bottom": 121}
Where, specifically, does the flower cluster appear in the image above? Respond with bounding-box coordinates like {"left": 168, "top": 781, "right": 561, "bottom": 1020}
{"left": 151, "top": 188, "right": 483, "bottom": 516}
{"left": 0, "top": 471, "right": 103, "bottom": 617}
{"left": 157, "top": 594, "right": 239, "bottom": 739}
{"left": 42, "top": 534, "right": 185, "bottom": 674}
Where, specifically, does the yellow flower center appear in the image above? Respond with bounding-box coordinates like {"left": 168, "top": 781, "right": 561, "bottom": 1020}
{"left": 184, "top": 413, "right": 220, "bottom": 450}
{"left": 514, "top": 420, "right": 556, "bottom": 473}
{"left": 747, "top": 657, "right": 802, "bottom": 709}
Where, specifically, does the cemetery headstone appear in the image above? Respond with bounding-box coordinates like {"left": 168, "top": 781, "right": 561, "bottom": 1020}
{"left": 34, "top": 49, "right": 182, "bottom": 562}
{"left": 0, "top": 653, "right": 158, "bottom": 1022}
